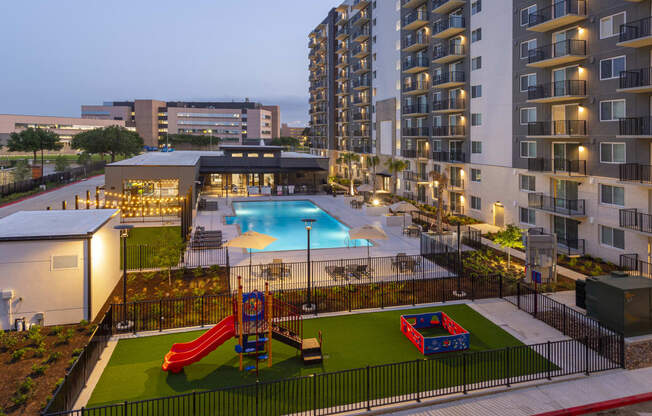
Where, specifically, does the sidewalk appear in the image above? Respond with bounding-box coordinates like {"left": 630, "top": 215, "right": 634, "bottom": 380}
{"left": 384, "top": 367, "right": 652, "bottom": 416}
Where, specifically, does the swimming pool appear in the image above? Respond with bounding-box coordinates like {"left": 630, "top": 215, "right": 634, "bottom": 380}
{"left": 225, "top": 200, "right": 369, "bottom": 252}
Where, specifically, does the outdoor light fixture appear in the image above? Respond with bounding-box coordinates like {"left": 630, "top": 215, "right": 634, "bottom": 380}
{"left": 579, "top": 145, "right": 586, "bottom": 152}
{"left": 302, "top": 218, "right": 317, "bottom": 312}
{"left": 372, "top": 198, "right": 380, "bottom": 206}
{"left": 114, "top": 224, "right": 134, "bottom": 330}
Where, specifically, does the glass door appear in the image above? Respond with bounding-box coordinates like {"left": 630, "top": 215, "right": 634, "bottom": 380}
{"left": 553, "top": 216, "right": 579, "bottom": 248}
{"left": 553, "top": 28, "right": 578, "bottom": 57}
{"left": 552, "top": 66, "right": 578, "bottom": 96}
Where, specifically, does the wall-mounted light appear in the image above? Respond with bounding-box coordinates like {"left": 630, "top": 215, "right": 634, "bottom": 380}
{"left": 578, "top": 106, "right": 585, "bottom": 113}
{"left": 578, "top": 66, "right": 584, "bottom": 74}
{"left": 579, "top": 145, "right": 586, "bottom": 152}
{"left": 460, "top": 196, "right": 465, "bottom": 203}
{"left": 578, "top": 27, "right": 585, "bottom": 35}
{"left": 460, "top": 170, "right": 465, "bottom": 177}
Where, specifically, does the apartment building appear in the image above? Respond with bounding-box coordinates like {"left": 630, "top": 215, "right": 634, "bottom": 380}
{"left": 82, "top": 100, "right": 280, "bottom": 147}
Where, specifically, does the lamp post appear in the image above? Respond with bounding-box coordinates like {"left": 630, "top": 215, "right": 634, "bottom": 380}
{"left": 302, "top": 218, "right": 316, "bottom": 313}
{"left": 114, "top": 224, "right": 134, "bottom": 327}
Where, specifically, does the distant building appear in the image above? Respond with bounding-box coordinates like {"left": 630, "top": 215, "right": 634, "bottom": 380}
{"left": 0, "top": 114, "right": 125, "bottom": 155}
{"left": 82, "top": 100, "right": 281, "bottom": 147}
{"left": 281, "top": 123, "right": 307, "bottom": 139}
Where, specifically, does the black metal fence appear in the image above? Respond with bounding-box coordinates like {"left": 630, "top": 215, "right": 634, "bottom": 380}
{"left": 619, "top": 253, "right": 652, "bottom": 278}
{"left": 0, "top": 161, "right": 106, "bottom": 198}
{"left": 42, "top": 307, "right": 113, "bottom": 414}
{"left": 124, "top": 244, "right": 229, "bottom": 271}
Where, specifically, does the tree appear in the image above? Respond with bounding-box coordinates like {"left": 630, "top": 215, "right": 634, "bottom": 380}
{"left": 77, "top": 152, "right": 92, "bottom": 166}
{"left": 7, "top": 128, "right": 63, "bottom": 167}
{"left": 367, "top": 155, "right": 380, "bottom": 195}
{"left": 429, "top": 170, "right": 449, "bottom": 233}
{"left": 270, "top": 136, "right": 300, "bottom": 148}
{"left": 54, "top": 155, "right": 69, "bottom": 172}
{"left": 12, "top": 159, "right": 32, "bottom": 182}
{"left": 494, "top": 224, "right": 524, "bottom": 268}
{"left": 152, "top": 229, "right": 186, "bottom": 285}
{"left": 336, "top": 152, "right": 360, "bottom": 196}
{"left": 71, "top": 126, "right": 143, "bottom": 162}
{"left": 386, "top": 158, "right": 409, "bottom": 195}
{"left": 161, "top": 134, "right": 218, "bottom": 148}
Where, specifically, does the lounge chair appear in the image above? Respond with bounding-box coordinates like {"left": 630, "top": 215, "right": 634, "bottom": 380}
{"left": 350, "top": 264, "right": 370, "bottom": 279}
{"left": 325, "top": 266, "right": 347, "bottom": 281}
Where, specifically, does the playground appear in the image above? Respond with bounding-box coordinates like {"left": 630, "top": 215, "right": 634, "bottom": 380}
{"left": 86, "top": 303, "right": 552, "bottom": 408}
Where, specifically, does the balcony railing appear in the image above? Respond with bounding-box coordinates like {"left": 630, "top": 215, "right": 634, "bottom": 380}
{"left": 620, "top": 208, "right": 652, "bottom": 234}
{"left": 619, "top": 117, "right": 652, "bottom": 136}
{"left": 352, "top": 27, "right": 370, "bottom": 42}
{"left": 432, "top": 151, "right": 467, "bottom": 162}
{"left": 449, "top": 178, "right": 465, "bottom": 190}
{"left": 432, "top": 16, "right": 465, "bottom": 37}
{"left": 352, "top": 112, "right": 370, "bottom": 121}
{"left": 557, "top": 238, "right": 585, "bottom": 257}
{"left": 432, "top": 125, "right": 465, "bottom": 137}
{"left": 403, "top": 81, "right": 430, "bottom": 93}
{"left": 619, "top": 16, "right": 652, "bottom": 43}
{"left": 432, "top": 0, "right": 465, "bottom": 14}
{"left": 352, "top": 78, "right": 371, "bottom": 89}
{"left": 403, "top": 9, "right": 429, "bottom": 28}
{"left": 526, "top": 0, "right": 586, "bottom": 30}
{"left": 352, "top": 96, "right": 369, "bottom": 105}
{"left": 432, "top": 71, "right": 465, "bottom": 86}
{"left": 351, "top": 130, "right": 370, "bottom": 138}
{"left": 528, "top": 120, "right": 587, "bottom": 136}
{"left": 620, "top": 67, "right": 652, "bottom": 90}
{"left": 526, "top": 158, "right": 587, "bottom": 176}
{"left": 527, "top": 39, "right": 586, "bottom": 65}
{"left": 620, "top": 163, "right": 652, "bottom": 184}
{"left": 432, "top": 44, "right": 465, "bottom": 62}
{"left": 403, "top": 34, "right": 429, "bottom": 50}
{"left": 351, "top": 10, "right": 370, "bottom": 26}
{"left": 403, "top": 171, "right": 429, "bottom": 182}
{"left": 527, "top": 80, "right": 586, "bottom": 101}
{"left": 403, "top": 103, "right": 429, "bottom": 114}
{"left": 336, "top": 27, "right": 349, "bottom": 39}
{"left": 528, "top": 193, "right": 586, "bottom": 216}
{"left": 432, "top": 98, "right": 465, "bottom": 112}
{"left": 352, "top": 61, "right": 369, "bottom": 73}
{"left": 402, "top": 56, "right": 430, "bottom": 71}
{"left": 352, "top": 44, "right": 369, "bottom": 57}
{"left": 403, "top": 127, "right": 430, "bottom": 137}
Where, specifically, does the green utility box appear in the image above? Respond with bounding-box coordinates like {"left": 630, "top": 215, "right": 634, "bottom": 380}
{"left": 586, "top": 273, "right": 652, "bottom": 337}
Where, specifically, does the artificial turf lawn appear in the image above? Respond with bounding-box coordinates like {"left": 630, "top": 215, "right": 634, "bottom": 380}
{"left": 87, "top": 304, "right": 552, "bottom": 409}
{"left": 127, "top": 226, "right": 181, "bottom": 246}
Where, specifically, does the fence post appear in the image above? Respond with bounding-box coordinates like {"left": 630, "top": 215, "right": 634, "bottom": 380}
{"left": 192, "top": 390, "right": 196, "bottom": 415}
{"left": 348, "top": 282, "right": 351, "bottom": 312}
{"left": 547, "top": 341, "right": 552, "bottom": 380}
{"left": 312, "top": 374, "right": 317, "bottom": 416}
{"left": 499, "top": 274, "right": 503, "bottom": 299}
{"left": 123, "top": 401, "right": 128, "bottom": 416}
{"left": 505, "top": 347, "right": 510, "bottom": 387}
{"left": 415, "top": 360, "right": 421, "bottom": 402}
{"left": 255, "top": 380, "right": 259, "bottom": 416}
{"left": 411, "top": 275, "right": 415, "bottom": 306}
{"left": 201, "top": 295, "right": 205, "bottom": 327}
{"left": 366, "top": 365, "right": 371, "bottom": 410}
{"left": 563, "top": 306, "right": 567, "bottom": 335}
{"left": 516, "top": 282, "right": 521, "bottom": 309}
{"left": 620, "top": 334, "right": 626, "bottom": 369}
{"left": 132, "top": 302, "right": 137, "bottom": 334}
{"left": 471, "top": 275, "right": 475, "bottom": 301}
{"left": 585, "top": 336, "right": 590, "bottom": 376}
{"left": 381, "top": 280, "right": 384, "bottom": 309}
{"left": 462, "top": 353, "right": 467, "bottom": 394}
{"left": 159, "top": 300, "right": 162, "bottom": 332}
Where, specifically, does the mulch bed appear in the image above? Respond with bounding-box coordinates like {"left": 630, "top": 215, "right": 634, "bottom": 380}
{"left": 0, "top": 324, "right": 92, "bottom": 415}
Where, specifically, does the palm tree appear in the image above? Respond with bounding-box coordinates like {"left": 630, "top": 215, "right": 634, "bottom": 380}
{"left": 367, "top": 155, "right": 380, "bottom": 195}
{"left": 429, "top": 170, "right": 449, "bottom": 233}
{"left": 386, "top": 158, "right": 409, "bottom": 195}
{"left": 336, "top": 152, "right": 360, "bottom": 196}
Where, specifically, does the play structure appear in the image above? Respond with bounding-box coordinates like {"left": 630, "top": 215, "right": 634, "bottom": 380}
{"left": 400, "top": 312, "right": 469, "bottom": 355}
{"left": 162, "top": 277, "right": 322, "bottom": 374}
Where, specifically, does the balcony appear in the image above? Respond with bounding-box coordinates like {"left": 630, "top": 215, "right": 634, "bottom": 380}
{"left": 620, "top": 208, "right": 652, "bottom": 234}
{"left": 449, "top": 177, "right": 465, "bottom": 190}
{"left": 526, "top": 0, "right": 587, "bottom": 32}
{"left": 402, "top": 55, "right": 430, "bottom": 73}
{"left": 351, "top": 10, "right": 370, "bottom": 27}
{"left": 620, "top": 163, "right": 652, "bottom": 184}
{"left": 432, "top": 125, "right": 465, "bottom": 137}
{"left": 402, "top": 0, "right": 427, "bottom": 9}
{"left": 527, "top": 80, "right": 587, "bottom": 103}
{"left": 432, "top": 98, "right": 465, "bottom": 113}
{"left": 432, "top": 151, "right": 467, "bottom": 162}
{"left": 402, "top": 34, "right": 429, "bottom": 53}
{"left": 432, "top": 71, "right": 465, "bottom": 88}
{"left": 352, "top": 112, "right": 370, "bottom": 122}
{"left": 432, "top": 44, "right": 465, "bottom": 64}
{"left": 403, "top": 9, "right": 429, "bottom": 31}
{"left": 352, "top": 78, "right": 371, "bottom": 90}
{"left": 619, "top": 68, "right": 652, "bottom": 93}
{"left": 403, "top": 81, "right": 430, "bottom": 95}
{"left": 527, "top": 158, "right": 587, "bottom": 176}
{"left": 404, "top": 170, "right": 430, "bottom": 182}
{"left": 336, "top": 28, "right": 349, "bottom": 41}
{"left": 527, "top": 39, "right": 586, "bottom": 68}
{"left": 335, "top": 114, "right": 349, "bottom": 123}
{"left": 352, "top": 43, "right": 370, "bottom": 59}
{"left": 403, "top": 103, "right": 430, "bottom": 116}
{"left": 433, "top": 16, "right": 465, "bottom": 39}
{"left": 312, "top": 80, "right": 327, "bottom": 90}
{"left": 351, "top": 130, "right": 370, "bottom": 138}
{"left": 352, "top": 61, "right": 370, "bottom": 75}
{"left": 352, "top": 27, "right": 370, "bottom": 43}
{"left": 336, "top": 43, "right": 349, "bottom": 55}
{"left": 528, "top": 193, "right": 586, "bottom": 217}
{"left": 557, "top": 238, "right": 585, "bottom": 257}
{"left": 335, "top": 86, "right": 350, "bottom": 96}
{"left": 336, "top": 72, "right": 349, "bottom": 82}
{"left": 527, "top": 120, "right": 587, "bottom": 138}
{"left": 336, "top": 57, "right": 348, "bottom": 68}
{"left": 353, "top": 0, "right": 369, "bottom": 10}
{"left": 618, "top": 16, "right": 652, "bottom": 48}
{"left": 619, "top": 117, "right": 652, "bottom": 137}
{"left": 432, "top": 0, "right": 466, "bottom": 15}
{"left": 352, "top": 96, "right": 370, "bottom": 106}
{"left": 402, "top": 127, "right": 430, "bottom": 137}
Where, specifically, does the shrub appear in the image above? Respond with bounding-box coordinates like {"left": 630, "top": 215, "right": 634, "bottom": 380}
{"left": 87, "top": 323, "right": 98, "bottom": 334}
{"left": 142, "top": 271, "right": 157, "bottom": 281}
{"left": 11, "top": 348, "right": 28, "bottom": 362}
{"left": 10, "top": 393, "right": 28, "bottom": 406}
{"left": 0, "top": 331, "right": 19, "bottom": 352}
{"left": 53, "top": 378, "right": 64, "bottom": 393}
{"left": 49, "top": 325, "right": 63, "bottom": 336}
{"left": 28, "top": 329, "right": 45, "bottom": 347}
{"left": 67, "top": 357, "right": 78, "bottom": 369}
{"left": 193, "top": 267, "right": 204, "bottom": 278}
{"left": 33, "top": 343, "right": 46, "bottom": 358}
{"left": 31, "top": 363, "right": 49, "bottom": 377}
{"left": 72, "top": 348, "right": 84, "bottom": 357}
{"left": 46, "top": 351, "right": 62, "bottom": 363}
{"left": 57, "top": 329, "right": 74, "bottom": 344}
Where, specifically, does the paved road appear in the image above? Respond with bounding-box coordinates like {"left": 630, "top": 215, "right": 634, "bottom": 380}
{"left": 0, "top": 175, "right": 106, "bottom": 218}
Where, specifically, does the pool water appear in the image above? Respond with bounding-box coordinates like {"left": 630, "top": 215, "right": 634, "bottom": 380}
{"left": 225, "top": 200, "right": 370, "bottom": 252}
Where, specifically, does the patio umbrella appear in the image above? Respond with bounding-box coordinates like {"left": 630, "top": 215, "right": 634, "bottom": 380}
{"left": 390, "top": 201, "right": 418, "bottom": 228}
{"left": 348, "top": 224, "right": 388, "bottom": 263}
{"left": 225, "top": 231, "right": 277, "bottom": 277}
{"left": 356, "top": 183, "right": 373, "bottom": 193}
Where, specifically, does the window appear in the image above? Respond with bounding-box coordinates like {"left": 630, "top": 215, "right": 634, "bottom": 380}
{"left": 263, "top": 153, "right": 275, "bottom": 158}
{"left": 472, "top": 56, "right": 482, "bottom": 70}
{"left": 247, "top": 153, "right": 259, "bottom": 158}
{"left": 520, "top": 39, "right": 537, "bottom": 59}
{"left": 471, "top": 168, "right": 481, "bottom": 182}
{"left": 471, "top": 141, "right": 482, "bottom": 154}
{"left": 471, "top": 85, "right": 482, "bottom": 98}
{"left": 600, "top": 142, "right": 626, "bottom": 164}
{"left": 600, "top": 12, "right": 626, "bottom": 39}
{"left": 520, "top": 141, "right": 536, "bottom": 158}
{"left": 600, "top": 225, "right": 625, "bottom": 249}
{"left": 52, "top": 255, "right": 79, "bottom": 271}
{"left": 520, "top": 74, "right": 537, "bottom": 92}
{"left": 520, "top": 174, "right": 535, "bottom": 191}
{"left": 519, "top": 207, "right": 536, "bottom": 225}
{"left": 471, "top": 28, "right": 482, "bottom": 42}
{"left": 471, "top": 196, "right": 482, "bottom": 210}
{"left": 520, "top": 5, "right": 536, "bottom": 26}
{"left": 520, "top": 107, "right": 537, "bottom": 125}
{"left": 471, "top": 113, "right": 482, "bottom": 126}
{"left": 600, "top": 100, "right": 625, "bottom": 121}
{"left": 600, "top": 56, "right": 626, "bottom": 80}
{"left": 471, "top": 0, "right": 481, "bottom": 15}
{"left": 600, "top": 184, "right": 625, "bottom": 206}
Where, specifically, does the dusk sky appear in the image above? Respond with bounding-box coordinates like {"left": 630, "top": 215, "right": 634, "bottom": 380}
{"left": 0, "top": 1, "right": 335, "bottom": 127}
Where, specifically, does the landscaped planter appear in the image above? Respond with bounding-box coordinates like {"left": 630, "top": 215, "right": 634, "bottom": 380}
{"left": 385, "top": 214, "right": 411, "bottom": 227}
{"left": 365, "top": 205, "right": 389, "bottom": 216}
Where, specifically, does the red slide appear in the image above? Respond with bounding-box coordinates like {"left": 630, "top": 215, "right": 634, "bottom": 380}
{"left": 162, "top": 315, "right": 235, "bottom": 373}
